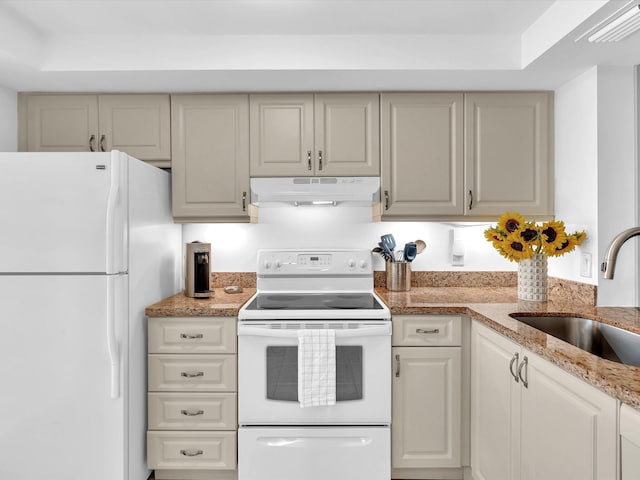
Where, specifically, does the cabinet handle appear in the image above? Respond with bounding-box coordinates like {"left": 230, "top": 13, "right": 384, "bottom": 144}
{"left": 242, "top": 191, "right": 247, "bottom": 212}
{"left": 518, "top": 355, "right": 528, "bottom": 388}
{"left": 99, "top": 134, "right": 106, "bottom": 152}
{"left": 181, "top": 371, "right": 204, "bottom": 378}
{"left": 307, "top": 151, "right": 312, "bottom": 171}
{"left": 509, "top": 352, "right": 520, "bottom": 383}
{"left": 384, "top": 190, "right": 390, "bottom": 211}
{"left": 180, "top": 333, "right": 204, "bottom": 340}
{"left": 468, "top": 190, "right": 473, "bottom": 210}
{"left": 89, "top": 134, "right": 96, "bottom": 152}
{"left": 318, "top": 150, "right": 323, "bottom": 170}
{"left": 180, "top": 449, "right": 204, "bottom": 457}
{"left": 395, "top": 353, "right": 400, "bottom": 378}
{"left": 181, "top": 409, "right": 205, "bottom": 416}
{"left": 416, "top": 328, "right": 439, "bottom": 334}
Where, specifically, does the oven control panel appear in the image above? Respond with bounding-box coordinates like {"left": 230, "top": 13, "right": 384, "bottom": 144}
{"left": 257, "top": 249, "right": 372, "bottom": 275}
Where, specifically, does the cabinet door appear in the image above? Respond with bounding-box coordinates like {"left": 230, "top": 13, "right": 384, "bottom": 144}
{"left": 249, "top": 94, "right": 314, "bottom": 176}
{"left": 621, "top": 404, "right": 640, "bottom": 480}
{"left": 520, "top": 350, "right": 617, "bottom": 480}
{"left": 98, "top": 94, "right": 171, "bottom": 164}
{"left": 25, "top": 95, "right": 98, "bottom": 152}
{"left": 471, "top": 322, "right": 521, "bottom": 480}
{"left": 314, "top": 93, "right": 379, "bottom": 176}
{"left": 392, "top": 346, "right": 461, "bottom": 468}
{"left": 171, "top": 95, "right": 250, "bottom": 221}
{"left": 381, "top": 93, "right": 464, "bottom": 217}
{"left": 464, "top": 92, "right": 552, "bottom": 216}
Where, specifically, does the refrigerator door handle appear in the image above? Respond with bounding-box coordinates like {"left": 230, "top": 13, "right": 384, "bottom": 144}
{"left": 106, "top": 275, "right": 120, "bottom": 399}
{"left": 106, "top": 151, "right": 125, "bottom": 274}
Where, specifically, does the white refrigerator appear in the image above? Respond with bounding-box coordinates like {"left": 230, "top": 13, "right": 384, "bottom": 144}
{"left": 0, "top": 151, "right": 182, "bottom": 480}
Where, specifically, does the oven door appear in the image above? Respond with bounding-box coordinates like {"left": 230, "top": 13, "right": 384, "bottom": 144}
{"left": 237, "top": 320, "right": 391, "bottom": 425}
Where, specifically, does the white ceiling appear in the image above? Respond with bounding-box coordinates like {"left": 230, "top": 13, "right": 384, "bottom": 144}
{"left": 0, "top": 0, "right": 638, "bottom": 92}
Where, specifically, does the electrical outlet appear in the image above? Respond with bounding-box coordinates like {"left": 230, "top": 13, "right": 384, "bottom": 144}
{"left": 580, "top": 252, "right": 592, "bottom": 278}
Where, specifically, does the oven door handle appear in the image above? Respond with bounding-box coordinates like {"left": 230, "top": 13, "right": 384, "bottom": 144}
{"left": 237, "top": 325, "right": 391, "bottom": 338}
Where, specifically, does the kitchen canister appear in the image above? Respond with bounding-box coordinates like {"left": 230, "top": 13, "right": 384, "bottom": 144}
{"left": 386, "top": 261, "right": 411, "bottom": 291}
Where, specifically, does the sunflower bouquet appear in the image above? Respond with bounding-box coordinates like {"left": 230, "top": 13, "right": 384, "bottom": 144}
{"left": 484, "top": 212, "right": 586, "bottom": 262}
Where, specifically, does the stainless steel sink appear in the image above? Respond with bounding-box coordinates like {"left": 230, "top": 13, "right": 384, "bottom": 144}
{"left": 509, "top": 314, "right": 640, "bottom": 367}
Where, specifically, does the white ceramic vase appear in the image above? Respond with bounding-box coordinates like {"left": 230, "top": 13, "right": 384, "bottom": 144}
{"left": 517, "top": 253, "right": 548, "bottom": 301}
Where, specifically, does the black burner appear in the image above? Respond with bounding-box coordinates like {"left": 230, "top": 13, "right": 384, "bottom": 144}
{"left": 245, "top": 293, "right": 384, "bottom": 311}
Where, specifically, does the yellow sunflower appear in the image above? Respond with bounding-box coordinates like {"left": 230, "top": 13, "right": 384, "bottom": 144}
{"left": 497, "top": 212, "right": 526, "bottom": 234}
{"left": 540, "top": 220, "right": 568, "bottom": 255}
{"left": 548, "top": 231, "right": 587, "bottom": 257}
{"left": 484, "top": 227, "right": 506, "bottom": 250}
{"left": 500, "top": 232, "right": 535, "bottom": 262}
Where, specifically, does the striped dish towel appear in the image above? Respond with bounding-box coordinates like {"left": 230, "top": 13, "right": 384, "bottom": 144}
{"left": 297, "top": 329, "right": 336, "bottom": 408}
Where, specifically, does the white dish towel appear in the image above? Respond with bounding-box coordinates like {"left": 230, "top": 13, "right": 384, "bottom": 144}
{"left": 297, "top": 329, "right": 336, "bottom": 408}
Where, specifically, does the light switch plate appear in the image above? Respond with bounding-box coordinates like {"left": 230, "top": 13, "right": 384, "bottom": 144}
{"left": 580, "top": 252, "right": 592, "bottom": 278}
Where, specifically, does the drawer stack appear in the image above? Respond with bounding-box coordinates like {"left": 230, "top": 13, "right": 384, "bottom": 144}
{"left": 147, "top": 317, "right": 237, "bottom": 480}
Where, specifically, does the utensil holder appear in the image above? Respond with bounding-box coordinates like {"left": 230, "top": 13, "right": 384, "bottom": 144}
{"left": 386, "top": 261, "right": 411, "bottom": 291}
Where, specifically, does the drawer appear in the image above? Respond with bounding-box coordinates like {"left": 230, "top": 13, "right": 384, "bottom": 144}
{"left": 148, "top": 393, "right": 237, "bottom": 430}
{"left": 148, "top": 317, "right": 236, "bottom": 354}
{"left": 148, "top": 354, "right": 237, "bottom": 392}
{"left": 147, "top": 431, "right": 237, "bottom": 470}
{"left": 392, "top": 315, "right": 462, "bottom": 346}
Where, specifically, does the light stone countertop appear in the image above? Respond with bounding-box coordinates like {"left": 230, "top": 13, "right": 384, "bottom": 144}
{"left": 146, "top": 285, "right": 640, "bottom": 410}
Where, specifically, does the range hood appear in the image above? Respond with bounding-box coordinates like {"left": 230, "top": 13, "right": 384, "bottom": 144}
{"left": 250, "top": 177, "right": 381, "bottom": 206}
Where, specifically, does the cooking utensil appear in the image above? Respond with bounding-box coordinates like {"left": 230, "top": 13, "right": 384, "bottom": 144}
{"left": 415, "top": 239, "right": 426, "bottom": 254}
{"left": 374, "top": 245, "right": 392, "bottom": 262}
{"left": 403, "top": 242, "right": 417, "bottom": 262}
{"left": 381, "top": 234, "right": 396, "bottom": 254}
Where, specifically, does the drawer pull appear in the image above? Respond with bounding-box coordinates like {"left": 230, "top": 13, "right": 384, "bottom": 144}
{"left": 416, "top": 328, "right": 440, "bottom": 335}
{"left": 181, "top": 409, "right": 205, "bottom": 416}
{"left": 181, "top": 371, "right": 205, "bottom": 378}
{"left": 180, "top": 333, "right": 204, "bottom": 340}
{"left": 180, "top": 449, "right": 204, "bottom": 457}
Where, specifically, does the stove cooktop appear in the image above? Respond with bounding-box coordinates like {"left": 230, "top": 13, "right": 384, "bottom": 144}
{"left": 244, "top": 293, "right": 385, "bottom": 311}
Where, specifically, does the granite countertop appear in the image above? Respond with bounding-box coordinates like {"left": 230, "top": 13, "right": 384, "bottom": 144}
{"left": 145, "top": 288, "right": 256, "bottom": 317}
{"left": 377, "top": 287, "right": 640, "bottom": 410}
{"left": 146, "top": 284, "right": 640, "bottom": 410}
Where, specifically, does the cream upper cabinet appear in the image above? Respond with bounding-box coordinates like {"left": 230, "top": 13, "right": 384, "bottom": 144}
{"left": 21, "top": 94, "right": 171, "bottom": 167}
{"left": 23, "top": 95, "right": 99, "bottom": 152}
{"left": 471, "top": 321, "right": 617, "bottom": 480}
{"left": 381, "top": 91, "right": 552, "bottom": 219}
{"left": 171, "top": 94, "right": 250, "bottom": 222}
{"left": 464, "top": 92, "right": 552, "bottom": 216}
{"left": 381, "top": 93, "right": 464, "bottom": 217}
{"left": 97, "top": 95, "right": 171, "bottom": 164}
{"left": 250, "top": 93, "right": 379, "bottom": 177}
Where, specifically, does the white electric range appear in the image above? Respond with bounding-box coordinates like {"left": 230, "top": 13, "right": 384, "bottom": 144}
{"left": 237, "top": 249, "right": 391, "bottom": 480}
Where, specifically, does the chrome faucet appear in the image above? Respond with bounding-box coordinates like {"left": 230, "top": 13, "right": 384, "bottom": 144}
{"left": 601, "top": 227, "right": 640, "bottom": 279}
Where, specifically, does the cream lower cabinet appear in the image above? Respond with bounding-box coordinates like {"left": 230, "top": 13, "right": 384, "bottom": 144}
{"left": 147, "top": 316, "right": 238, "bottom": 480}
{"left": 171, "top": 95, "right": 250, "bottom": 222}
{"left": 471, "top": 321, "right": 617, "bottom": 480}
{"left": 249, "top": 93, "right": 380, "bottom": 177}
{"left": 19, "top": 93, "right": 171, "bottom": 167}
{"left": 621, "top": 404, "right": 640, "bottom": 479}
{"left": 392, "top": 315, "right": 463, "bottom": 477}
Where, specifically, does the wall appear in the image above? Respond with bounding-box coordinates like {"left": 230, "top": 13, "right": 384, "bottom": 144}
{"left": 596, "top": 66, "right": 637, "bottom": 306}
{"left": 551, "top": 68, "right": 598, "bottom": 284}
{"left": 0, "top": 84, "right": 17, "bottom": 151}
{"left": 183, "top": 214, "right": 513, "bottom": 273}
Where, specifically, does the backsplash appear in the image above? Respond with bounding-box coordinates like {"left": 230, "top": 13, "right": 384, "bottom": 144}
{"left": 210, "top": 271, "right": 597, "bottom": 305}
